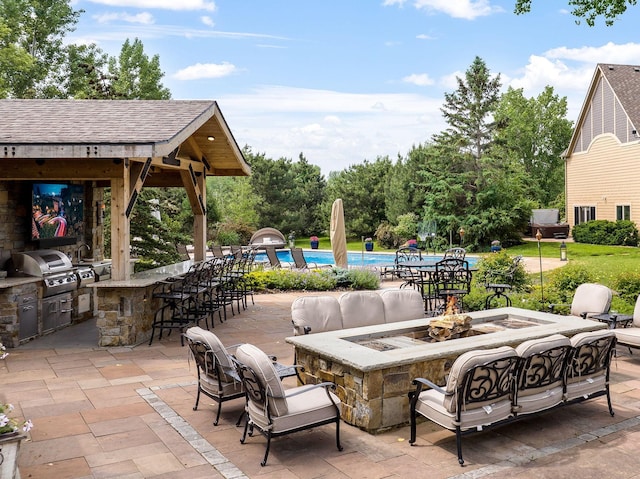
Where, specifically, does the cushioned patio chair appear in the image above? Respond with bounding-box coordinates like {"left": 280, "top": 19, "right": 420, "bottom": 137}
{"left": 513, "top": 334, "right": 572, "bottom": 415}
{"left": 184, "top": 327, "right": 245, "bottom": 426}
{"left": 409, "top": 345, "right": 519, "bottom": 465}
{"left": 565, "top": 329, "right": 616, "bottom": 415}
{"left": 234, "top": 343, "right": 343, "bottom": 467}
{"left": 549, "top": 283, "right": 612, "bottom": 318}
{"left": 613, "top": 294, "right": 640, "bottom": 352}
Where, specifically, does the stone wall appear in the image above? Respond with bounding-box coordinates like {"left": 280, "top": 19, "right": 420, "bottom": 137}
{"left": 96, "top": 285, "right": 161, "bottom": 347}
{"left": 296, "top": 348, "right": 455, "bottom": 433}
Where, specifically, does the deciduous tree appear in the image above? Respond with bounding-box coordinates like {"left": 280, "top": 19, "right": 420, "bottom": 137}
{"left": 514, "top": 0, "right": 637, "bottom": 26}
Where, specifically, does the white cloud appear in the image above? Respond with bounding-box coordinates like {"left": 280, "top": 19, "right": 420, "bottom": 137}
{"left": 214, "top": 86, "right": 445, "bottom": 175}
{"left": 93, "top": 11, "right": 154, "bottom": 24}
{"left": 544, "top": 41, "right": 640, "bottom": 64}
{"left": 86, "top": 0, "right": 216, "bottom": 11}
{"left": 201, "top": 15, "right": 214, "bottom": 27}
{"left": 403, "top": 73, "right": 435, "bottom": 86}
{"left": 173, "top": 62, "right": 237, "bottom": 80}
{"left": 386, "top": 0, "right": 503, "bottom": 20}
{"left": 416, "top": 33, "right": 434, "bottom": 40}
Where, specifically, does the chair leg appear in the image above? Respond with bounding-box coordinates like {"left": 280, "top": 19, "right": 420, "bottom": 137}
{"left": 193, "top": 385, "right": 201, "bottom": 411}
{"left": 456, "top": 426, "right": 464, "bottom": 466}
{"left": 240, "top": 417, "right": 250, "bottom": 444}
{"left": 214, "top": 400, "right": 222, "bottom": 426}
{"left": 335, "top": 416, "right": 343, "bottom": 452}
{"left": 261, "top": 430, "right": 272, "bottom": 467}
{"left": 606, "top": 386, "right": 615, "bottom": 416}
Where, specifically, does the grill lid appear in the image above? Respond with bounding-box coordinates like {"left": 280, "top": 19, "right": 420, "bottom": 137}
{"left": 8, "top": 249, "right": 73, "bottom": 277}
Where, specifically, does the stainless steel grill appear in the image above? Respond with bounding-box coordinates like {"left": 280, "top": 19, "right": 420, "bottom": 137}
{"left": 7, "top": 249, "right": 80, "bottom": 297}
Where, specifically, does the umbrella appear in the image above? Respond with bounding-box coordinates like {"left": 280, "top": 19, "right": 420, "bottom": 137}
{"left": 330, "top": 198, "right": 348, "bottom": 268}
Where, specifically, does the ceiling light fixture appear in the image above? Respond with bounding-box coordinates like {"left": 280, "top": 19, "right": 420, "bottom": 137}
{"left": 207, "top": 135, "right": 215, "bottom": 142}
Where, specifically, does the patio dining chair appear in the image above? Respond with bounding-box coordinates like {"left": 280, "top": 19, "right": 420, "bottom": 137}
{"left": 484, "top": 255, "right": 523, "bottom": 309}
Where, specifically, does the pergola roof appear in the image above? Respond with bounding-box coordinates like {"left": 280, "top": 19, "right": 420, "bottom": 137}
{"left": 0, "top": 99, "right": 250, "bottom": 179}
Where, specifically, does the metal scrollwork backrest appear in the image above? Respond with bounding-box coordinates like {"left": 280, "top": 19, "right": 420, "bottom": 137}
{"left": 569, "top": 335, "right": 616, "bottom": 378}
{"left": 460, "top": 356, "right": 517, "bottom": 406}
{"left": 517, "top": 345, "right": 572, "bottom": 391}
{"left": 187, "top": 339, "right": 222, "bottom": 381}
{"left": 234, "top": 360, "right": 267, "bottom": 406}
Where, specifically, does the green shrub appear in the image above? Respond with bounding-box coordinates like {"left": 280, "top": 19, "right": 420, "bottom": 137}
{"left": 572, "top": 219, "right": 638, "bottom": 246}
{"left": 545, "top": 264, "right": 594, "bottom": 304}
{"left": 375, "top": 222, "right": 401, "bottom": 249}
{"left": 612, "top": 271, "right": 640, "bottom": 304}
{"left": 472, "top": 252, "right": 529, "bottom": 292}
{"left": 246, "top": 267, "right": 380, "bottom": 292}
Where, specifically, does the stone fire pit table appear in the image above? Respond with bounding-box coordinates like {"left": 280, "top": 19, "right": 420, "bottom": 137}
{"left": 285, "top": 307, "right": 606, "bottom": 433}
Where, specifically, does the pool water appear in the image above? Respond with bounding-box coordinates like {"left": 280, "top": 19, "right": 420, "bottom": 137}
{"left": 254, "top": 249, "right": 477, "bottom": 267}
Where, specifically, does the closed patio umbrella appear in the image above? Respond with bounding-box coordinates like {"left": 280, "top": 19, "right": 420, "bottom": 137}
{"left": 330, "top": 198, "right": 348, "bottom": 268}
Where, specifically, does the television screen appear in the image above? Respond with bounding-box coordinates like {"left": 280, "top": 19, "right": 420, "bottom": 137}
{"left": 32, "top": 183, "right": 84, "bottom": 244}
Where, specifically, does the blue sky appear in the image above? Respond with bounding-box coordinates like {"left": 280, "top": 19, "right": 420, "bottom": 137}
{"left": 69, "top": 1, "right": 640, "bottom": 175}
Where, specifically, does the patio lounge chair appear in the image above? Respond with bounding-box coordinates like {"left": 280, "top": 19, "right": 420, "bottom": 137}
{"left": 290, "top": 247, "right": 330, "bottom": 270}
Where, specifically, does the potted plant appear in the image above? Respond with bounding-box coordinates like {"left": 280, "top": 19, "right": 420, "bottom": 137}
{"left": 0, "top": 343, "right": 33, "bottom": 479}
{"left": 407, "top": 239, "right": 418, "bottom": 248}
{"left": 310, "top": 236, "right": 319, "bottom": 249}
{"left": 365, "top": 237, "right": 374, "bottom": 251}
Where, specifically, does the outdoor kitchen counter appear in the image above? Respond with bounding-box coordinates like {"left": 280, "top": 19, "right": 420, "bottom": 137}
{"left": 0, "top": 276, "right": 41, "bottom": 289}
{"left": 91, "top": 260, "right": 196, "bottom": 347}
{"left": 91, "top": 259, "right": 195, "bottom": 288}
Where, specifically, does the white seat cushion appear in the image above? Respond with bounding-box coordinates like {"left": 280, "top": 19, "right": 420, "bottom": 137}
{"left": 570, "top": 283, "right": 612, "bottom": 318}
{"left": 515, "top": 334, "right": 571, "bottom": 413}
{"left": 339, "top": 291, "right": 385, "bottom": 329}
{"left": 291, "top": 295, "right": 343, "bottom": 335}
{"left": 380, "top": 289, "right": 425, "bottom": 323}
{"left": 566, "top": 330, "right": 615, "bottom": 401}
{"left": 235, "top": 343, "right": 288, "bottom": 416}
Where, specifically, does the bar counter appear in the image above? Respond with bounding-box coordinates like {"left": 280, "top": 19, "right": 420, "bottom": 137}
{"left": 91, "top": 260, "right": 196, "bottom": 347}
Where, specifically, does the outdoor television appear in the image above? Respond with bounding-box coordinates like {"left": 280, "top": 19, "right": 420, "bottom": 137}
{"left": 31, "top": 182, "right": 85, "bottom": 247}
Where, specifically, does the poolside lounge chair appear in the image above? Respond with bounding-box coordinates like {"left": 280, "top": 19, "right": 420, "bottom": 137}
{"left": 290, "top": 247, "right": 330, "bottom": 270}
{"left": 249, "top": 227, "right": 287, "bottom": 249}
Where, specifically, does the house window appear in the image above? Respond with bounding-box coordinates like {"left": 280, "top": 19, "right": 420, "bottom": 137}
{"left": 616, "top": 205, "right": 631, "bottom": 221}
{"left": 574, "top": 206, "right": 596, "bottom": 225}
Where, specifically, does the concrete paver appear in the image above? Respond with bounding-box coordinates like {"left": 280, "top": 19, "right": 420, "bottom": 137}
{"left": 2, "top": 282, "right": 640, "bottom": 478}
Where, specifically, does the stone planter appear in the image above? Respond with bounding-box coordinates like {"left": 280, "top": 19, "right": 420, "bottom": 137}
{"left": 0, "top": 432, "right": 25, "bottom": 479}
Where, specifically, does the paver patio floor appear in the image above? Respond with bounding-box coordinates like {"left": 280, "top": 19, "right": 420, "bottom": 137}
{"left": 3, "top": 279, "right": 640, "bottom": 478}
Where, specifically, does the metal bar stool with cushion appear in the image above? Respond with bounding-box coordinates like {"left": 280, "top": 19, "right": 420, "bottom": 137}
{"left": 234, "top": 343, "right": 343, "bottom": 467}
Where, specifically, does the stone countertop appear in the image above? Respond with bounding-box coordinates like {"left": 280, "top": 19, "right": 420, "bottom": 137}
{"left": 91, "top": 260, "right": 195, "bottom": 288}
{"left": 286, "top": 307, "right": 606, "bottom": 371}
{"left": 0, "top": 276, "right": 40, "bottom": 290}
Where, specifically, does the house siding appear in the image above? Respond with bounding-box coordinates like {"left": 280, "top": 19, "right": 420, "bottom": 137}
{"left": 566, "top": 134, "right": 640, "bottom": 226}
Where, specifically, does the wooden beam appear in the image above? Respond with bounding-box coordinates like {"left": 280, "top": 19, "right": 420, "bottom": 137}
{"left": 127, "top": 158, "right": 152, "bottom": 218}
{"left": 0, "top": 158, "right": 123, "bottom": 180}
{"left": 193, "top": 170, "right": 207, "bottom": 262}
{"left": 110, "top": 174, "right": 131, "bottom": 281}
{"left": 180, "top": 166, "right": 205, "bottom": 216}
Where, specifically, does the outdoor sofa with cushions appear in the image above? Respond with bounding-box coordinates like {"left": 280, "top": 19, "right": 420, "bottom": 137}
{"left": 291, "top": 289, "right": 425, "bottom": 335}
{"left": 409, "top": 329, "right": 616, "bottom": 466}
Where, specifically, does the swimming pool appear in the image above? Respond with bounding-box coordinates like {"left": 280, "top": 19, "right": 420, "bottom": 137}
{"left": 254, "top": 249, "right": 477, "bottom": 267}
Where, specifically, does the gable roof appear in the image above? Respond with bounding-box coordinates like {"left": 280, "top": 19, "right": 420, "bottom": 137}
{"left": 0, "top": 99, "right": 250, "bottom": 177}
{"left": 567, "top": 64, "right": 640, "bottom": 157}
